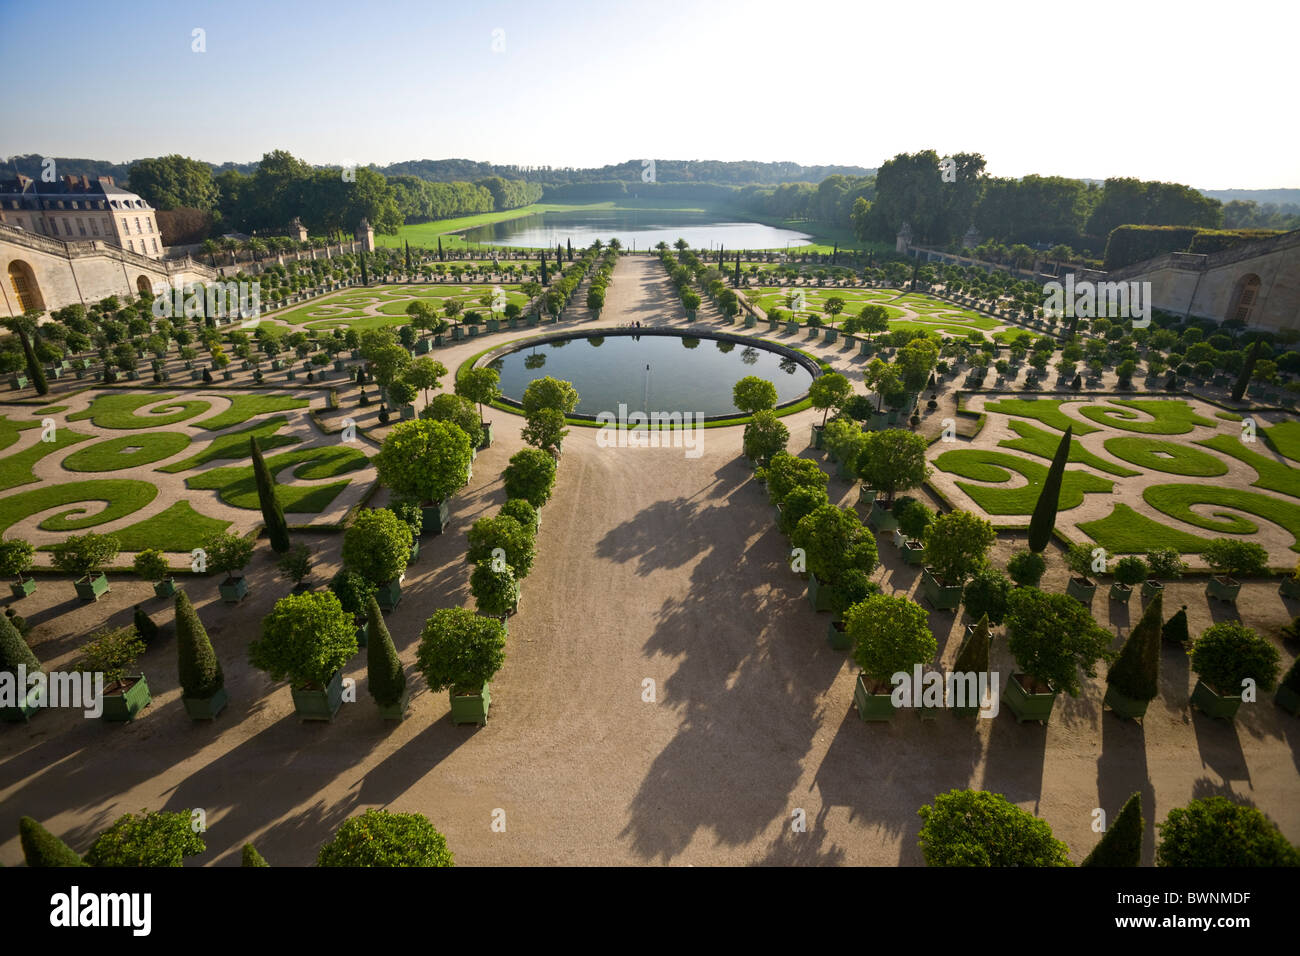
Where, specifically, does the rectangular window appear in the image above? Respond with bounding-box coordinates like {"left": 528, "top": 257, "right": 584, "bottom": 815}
{"left": 104, "top": 218, "right": 112, "bottom": 234}
{"left": 90, "top": 219, "right": 99, "bottom": 236}
{"left": 134, "top": 217, "right": 142, "bottom": 234}
{"left": 64, "top": 218, "right": 72, "bottom": 235}
{"left": 127, "top": 239, "right": 134, "bottom": 252}
{"left": 78, "top": 219, "right": 86, "bottom": 235}
{"left": 121, "top": 218, "right": 129, "bottom": 233}
{"left": 152, "top": 238, "right": 159, "bottom": 253}
{"left": 15, "top": 217, "right": 22, "bottom": 228}
{"left": 147, "top": 218, "right": 154, "bottom": 233}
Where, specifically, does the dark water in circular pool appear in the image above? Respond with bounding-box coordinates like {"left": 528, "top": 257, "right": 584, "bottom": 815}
{"left": 489, "top": 333, "right": 813, "bottom": 418}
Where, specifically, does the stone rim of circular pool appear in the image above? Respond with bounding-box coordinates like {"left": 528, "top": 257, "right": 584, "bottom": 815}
{"left": 473, "top": 328, "right": 824, "bottom": 423}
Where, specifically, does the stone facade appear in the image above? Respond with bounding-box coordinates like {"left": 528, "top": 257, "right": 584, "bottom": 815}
{"left": 1, "top": 223, "right": 215, "bottom": 318}
{"left": 0, "top": 175, "right": 164, "bottom": 259}
{"left": 1107, "top": 229, "right": 1300, "bottom": 332}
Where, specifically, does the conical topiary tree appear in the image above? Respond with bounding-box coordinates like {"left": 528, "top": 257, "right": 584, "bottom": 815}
{"left": 365, "top": 594, "right": 406, "bottom": 710}
{"left": 1162, "top": 604, "right": 1190, "bottom": 648}
{"left": 1107, "top": 591, "right": 1162, "bottom": 704}
{"left": 241, "top": 843, "right": 269, "bottom": 867}
{"left": 251, "top": 437, "right": 290, "bottom": 553}
{"left": 175, "top": 590, "right": 224, "bottom": 700}
{"left": 1082, "top": 792, "right": 1143, "bottom": 867}
{"left": 1232, "top": 339, "right": 1260, "bottom": 403}
{"left": 1027, "top": 426, "right": 1072, "bottom": 553}
{"left": 19, "top": 817, "right": 85, "bottom": 867}
{"left": 133, "top": 604, "right": 159, "bottom": 646}
{"left": 0, "top": 611, "right": 40, "bottom": 678}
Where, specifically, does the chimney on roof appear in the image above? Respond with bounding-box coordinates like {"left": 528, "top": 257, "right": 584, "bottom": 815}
{"left": 63, "top": 174, "right": 75, "bottom": 188}
{"left": 97, "top": 175, "right": 114, "bottom": 187}
{"left": 81, "top": 175, "right": 90, "bottom": 190}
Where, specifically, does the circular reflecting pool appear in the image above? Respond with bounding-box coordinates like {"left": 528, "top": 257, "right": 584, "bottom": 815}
{"left": 485, "top": 331, "right": 816, "bottom": 419}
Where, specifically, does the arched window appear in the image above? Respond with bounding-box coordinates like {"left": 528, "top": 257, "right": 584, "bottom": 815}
{"left": 1228, "top": 273, "right": 1262, "bottom": 324}
{"left": 137, "top": 275, "right": 152, "bottom": 296}
{"left": 7, "top": 260, "right": 45, "bottom": 313}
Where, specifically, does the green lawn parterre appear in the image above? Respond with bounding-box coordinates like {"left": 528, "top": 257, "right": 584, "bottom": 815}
{"left": 1101, "top": 436, "right": 1229, "bottom": 477}
{"left": 68, "top": 393, "right": 212, "bottom": 429}
{"left": 62, "top": 432, "right": 192, "bottom": 473}
{"left": 933, "top": 448, "right": 1114, "bottom": 515}
{"left": 999, "top": 420, "right": 1138, "bottom": 477}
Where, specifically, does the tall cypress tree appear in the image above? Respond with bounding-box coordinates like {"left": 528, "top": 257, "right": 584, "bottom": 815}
{"left": 12, "top": 323, "right": 48, "bottom": 396}
{"left": 832, "top": 243, "right": 838, "bottom": 264}
{"left": 1027, "top": 426, "right": 1072, "bottom": 552}
{"left": 437, "top": 236, "right": 444, "bottom": 261}
{"left": 404, "top": 240, "right": 412, "bottom": 273}
{"left": 366, "top": 594, "right": 406, "bottom": 710}
{"left": 0, "top": 611, "right": 40, "bottom": 679}
{"left": 359, "top": 251, "right": 369, "bottom": 285}
{"left": 540, "top": 252, "right": 548, "bottom": 285}
{"left": 176, "top": 590, "right": 224, "bottom": 700}
{"left": 19, "top": 817, "right": 85, "bottom": 867}
{"left": 1106, "top": 591, "right": 1162, "bottom": 702}
{"left": 566, "top": 238, "right": 573, "bottom": 261}
{"left": 1081, "top": 792, "right": 1143, "bottom": 866}
{"left": 1162, "top": 604, "right": 1190, "bottom": 647}
{"left": 1232, "top": 339, "right": 1260, "bottom": 402}
{"left": 250, "top": 436, "right": 290, "bottom": 552}
{"left": 556, "top": 243, "right": 564, "bottom": 269}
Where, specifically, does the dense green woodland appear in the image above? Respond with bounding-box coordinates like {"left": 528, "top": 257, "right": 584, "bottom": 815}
{"left": 6, "top": 150, "right": 1296, "bottom": 254}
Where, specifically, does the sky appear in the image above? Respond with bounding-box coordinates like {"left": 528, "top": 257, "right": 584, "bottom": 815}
{"left": 2, "top": 0, "right": 1297, "bottom": 190}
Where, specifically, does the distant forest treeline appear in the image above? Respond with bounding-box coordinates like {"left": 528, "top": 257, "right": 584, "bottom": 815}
{"left": 3, "top": 151, "right": 1296, "bottom": 253}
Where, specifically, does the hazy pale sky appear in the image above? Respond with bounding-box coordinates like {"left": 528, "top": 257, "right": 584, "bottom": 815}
{"left": 2, "top": 0, "right": 1296, "bottom": 189}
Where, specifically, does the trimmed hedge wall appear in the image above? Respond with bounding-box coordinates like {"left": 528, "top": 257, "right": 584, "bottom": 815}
{"left": 1104, "top": 225, "right": 1285, "bottom": 270}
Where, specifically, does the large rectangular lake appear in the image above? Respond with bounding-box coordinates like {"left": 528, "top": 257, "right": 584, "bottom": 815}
{"left": 460, "top": 208, "right": 812, "bottom": 251}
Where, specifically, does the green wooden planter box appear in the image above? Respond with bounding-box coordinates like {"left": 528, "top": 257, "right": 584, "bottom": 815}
{"left": 826, "top": 618, "right": 850, "bottom": 650}
{"left": 1190, "top": 678, "right": 1242, "bottom": 720}
{"left": 1280, "top": 576, "right": 1300, "bottom": 599}
{"left": 153, "top": 577, "right": 177, "bottom": 599}
{"left": 479, "top": 421, "right": 494, "bottom": 449}
{"left": 376, "top": 578, "right": 402, "bottom": 612}
{"left": 10, "top": 578, "right": 36, "bottom": 599}
{"left": 286, "top": 370, "right": 296, "bottom": 381}
{"left": 102, "top": 674, "right": 151, "bottom": 722}
{"left": 467, "top": 325, "right": 480, "bottom": 337}
{"left": 222, "top": 370, "right": 234, "bottom": 381}
{"left": 920, "top": 567, "right": 963, "bottom": 610}
{"left": 1, "top": 684, "right": 41, "bottom": 722}
{"left": 811, "top": 423, "right": 825, "bottom": 449}
{"left": 785, "top": 321, "right": 799, "bottom": 334}
{"left": 1141, "top": 579, "right": 1164, "bottom": 599}
{"left": 399, "top": 404, "right": 415, "bottom": 421}
{"left": 219, "top": 575, "right": 248, "bottom": 604}
{"left": 1003, "top": 673, "right": 1057, "bottom": 724}
{"left": 1205, "top": 576, "right": 1240, "bottom": 604}
{"left": 434, "top": 334, "right": 445, "bottom": 347}
{"left": 835, "top": 455, "right": 855, "bottom": 480}
{"left": 182, "top": 687, "right": 229, "bottom": 721}
{"left": 527, "top": 315, "right": 540, "bottom": 327}
{"left": 190, "top": 369, "right": 201, "bottom": 381}
{"left": 408, "top": 538, "right": 420, "bottom": 564}
{"left": 485, "top": 319, "right": 500, "bottom": 333}
{"left": 857, "top": 485, "right": 876, "bottom": 507}
{"left": 449, "top": 683, "right": 491, "bottom": 725}
{"left": 377, "top": 686, "right": 411, "bottom": 721}
{"left": 859, "top": 340, "right": 873, "bottom": 356}
{"left": 1275, "top": 684, "right": 1300, "bottom": 716}
{"left": 744, "top": 314, "right": 757, "bottom": 328}
{"left": 334, "top": 358, "right": 347, "bottom": 371}
{"left": 74, "top": 572, "right": 109, "bottom": 602}
{"left": 356, "top": 619, "right": 369, "bottom": 649}
{"left": 10, "top": 375, "right": 28, "bottom": 389}
{"left": 767, "top": 318, "right": 779, "bottom": 331}
{"left": 807, "top": 571, "right": 837, "bottom": 613}
{"left": 1103, "top": 684, "right": 1150, "bottom": 721}
{"left": 867, "top": 500, "right": 899, "bottom": 532}
{"left": 824, "top": 328, "right": 838, "bottom": 344}
{"left": 1066, "top": 577, "right": 1096, "bottom": 605}
{"left": 902, "top": 541, "right": 927, "bottom": 566}
{"left": 451, "top": 327, "right": 464, "bottom": 341}
{"left": 854, "top": 675, "right": 895, "bottom": 722}
{"left": 291, "top": 669, "right": 345, "bottom": 721}
{"left": 422, "top": 499, "right": 451, "bottom": 535}
{"left": 1109, "top": 582, "right": 1133, "bottom": 603}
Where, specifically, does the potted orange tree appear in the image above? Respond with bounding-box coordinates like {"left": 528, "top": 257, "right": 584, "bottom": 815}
{"left": 341, "top": 509, "right": 412, "bottom": 612}
{"left": 1143, "top": 548, "right": 1186, "bottom": 599}
{"left": 1108, "top": 555, "right": 1148, "bottom": 604}
{"left": 920, "top": 510, "right": 995, "bottom": 612}
{"left": 373, "top": 418, "right": 474, "bottom": 535}
{"left": 249, "top": 591, "right": 358, "bottom": 721}
{"left": 76, "top": 625, "right": 150, "bottom": 722}
{"left": 0, "top": 538, "right": 36, "bottom": 600}
{"left": 1003, "top": 586, "right": 1112, "bottom": 724}
{"left": 848, "top": 593, "right": 936, "bottom": 722}
{"left": 133, "top": 548, "right": 176, "bottom": 599}
{"left": 1203, "top": 538, "right": 1268, "bottom": 605}
{"left": 1064, "top": 541, "right": 1100, "bottom": 605}
{"left": 204, "top": 531, "right": 254, "bottom": 604}
{"left": 791, "top": 503, "right": 879, "bottom": 614}
{"left": 416, "top": 607, "right": 507, "bottom": 726}
{"left": 1188, "top": 621, "right": 1280, "bottom": 721}
{"left": 52, "top": 532, "right": 118, "bottom": 602}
